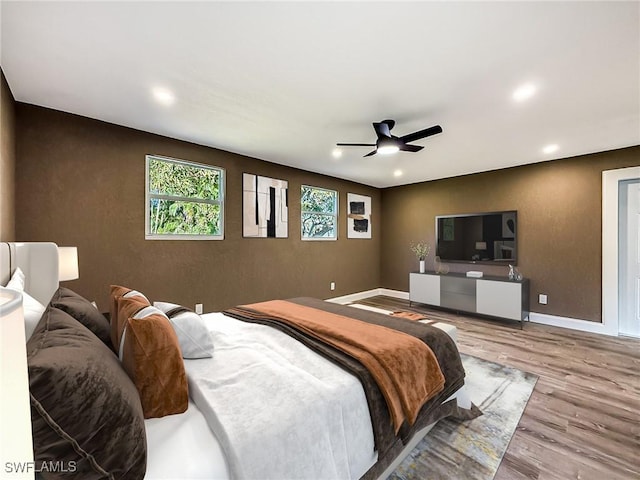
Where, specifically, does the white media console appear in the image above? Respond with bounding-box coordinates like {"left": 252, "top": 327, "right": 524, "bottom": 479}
{"left": 409, "top": 271, "right": 530, "bottom": 328}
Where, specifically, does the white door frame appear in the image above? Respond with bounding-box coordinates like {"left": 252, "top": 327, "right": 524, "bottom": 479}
{"left": 602, "top": 166, "right": 640, "bottom": 336}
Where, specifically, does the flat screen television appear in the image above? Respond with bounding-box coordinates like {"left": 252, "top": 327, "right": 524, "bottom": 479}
{"left": 435, "top": 211, "right": 517, "bottom": 264}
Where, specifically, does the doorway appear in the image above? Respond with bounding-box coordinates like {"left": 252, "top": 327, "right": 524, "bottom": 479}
{"left": 602, "top": 166, "right": 640, "bottom": 336}
{"left": 618, "top": 179, "right": 640, "bottom": 337}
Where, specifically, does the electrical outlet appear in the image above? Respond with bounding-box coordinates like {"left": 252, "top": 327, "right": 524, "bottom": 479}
{"left": 195, "top": 303, "right": 203, "bottom": 314}
{"left": 330, "top": 282, "right": 336, "bottom": 291}
{"left": 538, "top": 294, "right": 548, "bottom": 305}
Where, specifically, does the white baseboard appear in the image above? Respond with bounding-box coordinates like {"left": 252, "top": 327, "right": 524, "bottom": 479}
{"left": 328, "top": 288, "right": 617, "bottom": 337}
{"left": 528, "top": 312, "right": 617, "bottom": 336}
{"left": 325, "top": 289, "right": 382, "bottom": 304}
{"left": 378, "top": 288, "right": 410, "bottom": 300}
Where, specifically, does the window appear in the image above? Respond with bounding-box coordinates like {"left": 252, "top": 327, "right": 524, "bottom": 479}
{"left": 145, "top": 155, "right": 224, "bottom": 240}
{"left": 301, "top": 185, "right": 338, "bottom": 240}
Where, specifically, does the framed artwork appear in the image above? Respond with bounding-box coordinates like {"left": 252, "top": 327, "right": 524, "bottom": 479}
{"left": 347, "top": 193, "right": 372, "bottom": 239}
{"left": 243, "top": 173, "right": 288, "bottom": 238}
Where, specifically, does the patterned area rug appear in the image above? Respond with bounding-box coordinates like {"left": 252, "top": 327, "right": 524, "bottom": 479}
{"left": 389, "top": 354, "right": 538, "bottom": 480}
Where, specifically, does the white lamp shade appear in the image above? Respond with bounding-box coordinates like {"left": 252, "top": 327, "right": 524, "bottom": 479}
{"left": 58, "top": 246, "right": 79, "bottom": 281}
{"left": 475, "top": 242, "right": 487, "bottom": 250}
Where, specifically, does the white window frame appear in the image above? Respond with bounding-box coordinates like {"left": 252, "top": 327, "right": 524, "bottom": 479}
{"left": 145, "top": 155, "right": 225, "bottom": 240}
{"left": 301, "top": 185, "right": 339, "bottom": 241}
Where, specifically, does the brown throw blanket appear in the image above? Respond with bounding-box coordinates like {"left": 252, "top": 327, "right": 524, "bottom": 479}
{"left": 225, "top": 300, "right": 445, "bottom": 433}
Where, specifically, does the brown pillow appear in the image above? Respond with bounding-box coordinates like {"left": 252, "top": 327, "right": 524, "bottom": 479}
{"left": 27, "top": 306, "right": 146, "bottom": 479}
{"left": 110, "top": 286, "right": 149, "bottom": 354}
{"left": 50, "top": 287, "right": 113, "bottom": 351}
{"left": 121, "top": 308, "right": 188, "bottom": 419}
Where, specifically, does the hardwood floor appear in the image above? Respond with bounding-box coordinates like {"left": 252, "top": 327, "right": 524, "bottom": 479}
{"left": 353, "top": 296, "right": 640, "bottom": 480}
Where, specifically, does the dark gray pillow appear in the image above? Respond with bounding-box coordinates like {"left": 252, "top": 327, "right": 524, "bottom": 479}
{"left": 50, "top": 287, "right": 113, "bottom": 351}
{"left": 27, "top": 306, "right": 147, "bottom": 479}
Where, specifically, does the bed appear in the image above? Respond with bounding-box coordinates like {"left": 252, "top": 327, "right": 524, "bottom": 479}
{"left": 0, "top": 242, "right": 476, "bottom": 480}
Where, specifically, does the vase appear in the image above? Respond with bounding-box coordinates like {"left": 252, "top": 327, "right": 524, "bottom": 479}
{"left": 419, "top": 260, "right": 426, "bottom": 273}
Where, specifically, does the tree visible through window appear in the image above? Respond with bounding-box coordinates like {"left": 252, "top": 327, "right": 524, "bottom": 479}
{"left": 146, "top": 155, "right": 224, "bottom": 239}
{"left": 301, "top": 185, "right": 338, "bottom": 240}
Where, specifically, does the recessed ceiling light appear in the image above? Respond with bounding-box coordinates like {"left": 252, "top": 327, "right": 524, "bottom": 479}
{"left": 542, "top": 144, "right": 559, "bottom": 154}
{"left": 152, "top": 87, "right": 175, "bottom": 106}
{"left": 512, "top": 83, "right": 537, "bottom": 102}
{"left": 332, "top": 148, "right": 342, "bottom": 159}
{"left": 393, "top": 170, "right": 403, "bottom": 177}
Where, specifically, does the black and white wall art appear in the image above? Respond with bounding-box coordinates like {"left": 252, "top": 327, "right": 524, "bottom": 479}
{"left": 347, "top": 193, "right": 372, "bottom": 239}
{"left": 243, "top": 173, "right": 288, "bottom": 238}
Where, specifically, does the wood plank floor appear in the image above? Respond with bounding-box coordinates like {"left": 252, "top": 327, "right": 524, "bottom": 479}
{"left": 353, "top": 296, "right": 640, "bottom": 480}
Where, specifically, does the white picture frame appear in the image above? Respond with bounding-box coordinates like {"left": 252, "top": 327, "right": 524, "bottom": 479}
{"left": 347, "top": 193, "right": 372, "bottom": 239}
{"left": 243, "top": 173, "right": 288, "bottom": 238}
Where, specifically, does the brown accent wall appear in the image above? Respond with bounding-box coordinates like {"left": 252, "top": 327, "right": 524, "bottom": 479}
{"left": 15, "top": 104, "right": 380, "bottom": 311}
{"left": 0, "top": 70, "right": 16, "bottom": 241}
{"left": 381, "top": 145, "right": 640, "bottom": 322}
{"left": 13, "top": 100, "right": 639, "bottom": 322}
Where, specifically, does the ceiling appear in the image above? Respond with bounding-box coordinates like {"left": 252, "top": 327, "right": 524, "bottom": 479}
{"left": 2, "top": 1, "right": 638, "bottom": 188}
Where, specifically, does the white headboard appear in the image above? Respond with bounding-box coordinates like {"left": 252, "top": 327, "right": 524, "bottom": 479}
{"left": 0, "top": 242, "right": 60, "bottom": 305}
{"left": 0, "top": 242, "right": 59, "bottom": 477}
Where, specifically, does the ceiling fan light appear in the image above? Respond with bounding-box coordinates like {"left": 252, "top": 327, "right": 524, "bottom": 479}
{"left": 377, "top": 137, "right": 399, "bottom": 155}
{"left": 377, "top": 145, "right": 399, "bottom": 155}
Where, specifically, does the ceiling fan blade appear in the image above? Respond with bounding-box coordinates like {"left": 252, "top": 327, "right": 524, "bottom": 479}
{"left": 373, "top": 122, "right": 392, "bottom": 138}
{"left": 382, "top": 119, "right": 395, "bottom": 130}
{"left": 399, "top": 143, "right": 424, "bottom": 153}
{"left": 364, "top": 149, "right": 377, "bottom": 157}
{"left": 336, "top": 143, "right": 376, "bottom": 147}
{"left": 399, "top": 125, "right": 443, "bottom": 144}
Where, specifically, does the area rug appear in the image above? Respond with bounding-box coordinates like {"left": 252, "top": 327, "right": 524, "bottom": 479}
{"left": 389, "top": 354, "right": 538, "bottom": 480}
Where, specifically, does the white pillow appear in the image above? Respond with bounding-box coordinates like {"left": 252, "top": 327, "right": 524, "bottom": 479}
{"left": 123, "top": 289, "right": 149, "bottom": 302}
{"left": 154, "top": 302, "right": 213, "bottom": 359}
{"left": 22, "top": 290, "right": 46, "bottom": 340}
{"left": 2, "top": 267, "right": 46, "bottom": 341}
{"left": 6, "top": 267, "right": 26, "bottom": 291}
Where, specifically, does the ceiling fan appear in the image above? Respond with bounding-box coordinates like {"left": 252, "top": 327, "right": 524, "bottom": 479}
{"left": 337, "top": 119, "right": 443, "bottom": 157}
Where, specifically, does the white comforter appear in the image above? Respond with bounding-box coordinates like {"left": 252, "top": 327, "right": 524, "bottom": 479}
{"left": 184, "top": 312, "right": 377, "bottom": 480}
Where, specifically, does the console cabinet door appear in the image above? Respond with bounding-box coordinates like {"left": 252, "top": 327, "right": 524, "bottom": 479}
{"left": 476, "top": 280, "right": 522, "bottom": 320}
{"left": 409, "top": 273, "right": 440, "bottom": 306}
